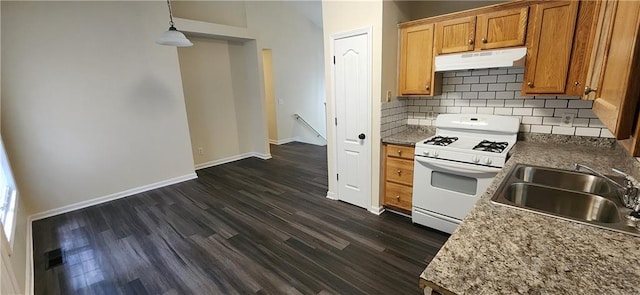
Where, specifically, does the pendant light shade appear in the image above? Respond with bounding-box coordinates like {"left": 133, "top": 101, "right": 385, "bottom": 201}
{"left": 157, "top": 26, "right": 193, "bottom": 47}
{"left": 157, "top": 0, "right": 193, "bottom": 47}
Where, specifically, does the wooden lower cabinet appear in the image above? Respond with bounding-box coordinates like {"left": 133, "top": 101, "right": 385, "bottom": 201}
{"left": 384, "top": 182, "right": 413, "bottom": 210}
{"left": 382, "top": 144, "right": 415, "bottom": 213}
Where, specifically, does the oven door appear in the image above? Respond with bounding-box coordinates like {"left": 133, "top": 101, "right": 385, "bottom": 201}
{"left": 412, "top": 156, "right": 500, "bottom": 220}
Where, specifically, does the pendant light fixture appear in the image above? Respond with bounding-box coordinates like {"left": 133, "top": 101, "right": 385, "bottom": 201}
{"left": 156, "top": 0, "right": 193, "bottom": 47}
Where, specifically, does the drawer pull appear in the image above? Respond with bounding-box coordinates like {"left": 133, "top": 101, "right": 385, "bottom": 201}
{"left": 395, "top": 195, "right": 400, "bottom": 201}
{"left": 396, "top": 170, "right": 402, "bottom": 175}
{"left": 397, "top": 150, "right": 402, "bottom": 155}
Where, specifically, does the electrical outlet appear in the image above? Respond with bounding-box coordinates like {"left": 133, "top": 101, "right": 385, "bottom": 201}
{"left": 560, "top": 113, "right": 575, "bottom": 127}
{"left": 198, "top": 147, "right": 204, "bottom": 155}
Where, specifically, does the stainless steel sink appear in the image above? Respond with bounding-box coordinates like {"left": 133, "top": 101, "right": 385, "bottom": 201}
{"left": 504, "top": 183, "right": 620, "bottom": 223}
{"left": 492, "top": 164, "right": 639, "bottom": 237}
{"left": 514, "top": 166, "right": 613, "bottom": 195}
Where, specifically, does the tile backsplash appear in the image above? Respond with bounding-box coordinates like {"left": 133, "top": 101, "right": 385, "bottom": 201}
{"left": 382, "top": 67, "right": 614, "bottom": 138}
{"left": 381, "top": 99, "right": 408, "bottom": 138}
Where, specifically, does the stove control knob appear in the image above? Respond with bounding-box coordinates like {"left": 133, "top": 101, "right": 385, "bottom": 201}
{"left": 472, "top": 156, "right": 480, "bottom": 163}
{"left": 423, "top": 150, "right": 430, "bottom": 156}
{"left": 484, "top": 158, "right": 493, "bottom": 165}
{"left": 433, "top": 151, "right": 440, "bottom": 157}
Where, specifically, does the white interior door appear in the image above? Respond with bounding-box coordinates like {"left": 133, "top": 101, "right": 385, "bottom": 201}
{"left": 333, "top": 29, "right": 371, "bottom": 210}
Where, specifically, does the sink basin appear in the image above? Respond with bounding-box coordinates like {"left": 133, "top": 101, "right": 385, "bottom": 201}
{"left": 514, "top": 166, "right": 613, "bottom": 195}
{"left": 504, "top": 183, "right": 620, "bottom": 223}
{"left": 491, "top": 164, "right": 639, "bottom": 237}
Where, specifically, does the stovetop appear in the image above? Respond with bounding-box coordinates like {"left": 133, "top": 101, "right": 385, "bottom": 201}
{"left": 414, "top": 114, "right": 520, "bottom": 167}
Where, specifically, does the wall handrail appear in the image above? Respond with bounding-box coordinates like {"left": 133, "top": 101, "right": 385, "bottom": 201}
{"left": 293, "top": 114, "right": 326, "bottom": 141}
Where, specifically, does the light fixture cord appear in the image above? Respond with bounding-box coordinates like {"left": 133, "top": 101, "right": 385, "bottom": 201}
{"left": 166, "top": 0, "right": 175, "bottom": 27}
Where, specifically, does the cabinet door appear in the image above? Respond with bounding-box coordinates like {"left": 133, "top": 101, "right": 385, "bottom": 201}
{"left": 592, "top": 0, "right": 640, "bottom": 140}
{"left": 523, "top": 1, "right": 579, "bottom": 94}
{"left": 583, "top": 0, "right": 616, "bottom": 100}
{"left": 399, "top": 23, "right": 434, "bottom": 96}
{"left": 435, "top": 16, "right": 476, "bottom": 54}
{"left": 384, "top": 182, "right": 412, "bottom": 212}
{"left": 386, "top": 158, "right": 414, "bottom": 186}
{"left": 476, "top": 7, "right": 528, "bottom": 50}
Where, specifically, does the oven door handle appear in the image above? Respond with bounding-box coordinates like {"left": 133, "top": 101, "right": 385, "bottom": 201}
{"left": 415, "top": 157, "right": 502, "bottom": 174}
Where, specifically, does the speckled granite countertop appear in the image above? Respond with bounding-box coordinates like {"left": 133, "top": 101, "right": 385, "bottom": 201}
{"left": 421, "top": 140, "right": 640, "bottom": 295}
{"left": 382, "top": 126, "right": 435, "bottom": 146}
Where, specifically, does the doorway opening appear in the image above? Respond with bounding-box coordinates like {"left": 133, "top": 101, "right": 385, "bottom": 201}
{"left": 262, "top": 49, "right": 278, "bottom": 144}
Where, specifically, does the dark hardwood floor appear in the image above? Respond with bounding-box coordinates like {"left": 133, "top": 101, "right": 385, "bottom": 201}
{"left": 32, "top": 142, "right": 450, "bottom": 295}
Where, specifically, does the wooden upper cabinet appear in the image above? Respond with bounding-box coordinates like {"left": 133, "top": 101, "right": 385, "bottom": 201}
{"left": 399, "top": 23, "right": 436, "bottom": 96}
{"left": 523, "top": 1, "right": 579, "bottom": 95}
{"left": 435, "top": 16, "right": 476, "bottom": 54}
{"left": 476, "top": 7, "right": 528, "bottom": 50}
{"left": 591, "top": 0, "right": 640, "bottom": 142}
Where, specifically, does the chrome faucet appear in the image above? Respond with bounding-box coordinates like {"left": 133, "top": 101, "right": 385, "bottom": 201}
{"left": 574, "top": 163, "right": 640, "bottom": 210}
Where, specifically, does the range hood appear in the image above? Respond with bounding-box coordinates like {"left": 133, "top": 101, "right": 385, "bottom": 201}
{"left": 434, "top": 47, "right": 526, "bottom": 72}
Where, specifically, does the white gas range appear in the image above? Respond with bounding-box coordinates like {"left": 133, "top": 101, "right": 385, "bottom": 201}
{"left": 412, "top": 114, "right": 520, "bottom": 234}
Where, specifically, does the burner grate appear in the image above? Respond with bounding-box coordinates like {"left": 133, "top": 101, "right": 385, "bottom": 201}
{"left": 424, "top": 136, "right": 458, "bottom": 146}
{"left": 473, "top": 140, "right": 509, "bottom": 153}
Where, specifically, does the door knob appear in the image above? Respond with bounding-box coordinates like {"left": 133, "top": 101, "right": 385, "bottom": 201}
{"left": 584, "top": 86, "right": 597, "bottom": 95}
{"left": 358, "top": 133, "right": 366, "bottom": 140}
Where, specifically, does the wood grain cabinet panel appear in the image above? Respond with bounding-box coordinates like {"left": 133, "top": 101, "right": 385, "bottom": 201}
{"left": 386, "top": 158, "right": 414, "bottom": 186}
{"left": 382, "top": 144, "right": 415, "bottom": 212}
{"left": 399, "top": 23, "right": 435, "bottom": 96}
{"left": 435, "top": 16, "right": 476, "bottom": 54}
{"left": 384, "top": 182, "right": 413, "bottom": 211}
{"left": 476, "top": 7, "right": 529, "bottom": 50}
{"left": 523, "top": 1, "right": 579, "bottom": 94}
{"left": 385, "top": 145, "right": 415, "bottom": 160}
{"left": 591, "top": 0, "right": 640, "bottom": 142}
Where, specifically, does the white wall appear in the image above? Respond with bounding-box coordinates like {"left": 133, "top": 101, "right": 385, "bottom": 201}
{"left": 173, "top": 0, "right": 248, "bottom": 28}
{"left": 178, "top": 38, "right": 244, "bottom": 166}
{"left": 322, "top": 0, "right": 384, "bottom": 211}
{"left": 246, "top": 1, "right": 326, "bottom": 145}
{"left": 403, "top": 0, "right": 507, "bottom": 20}
{"left": 1, "top": 1, "right": 195, "bottom": 214}
{"left": 0, "top": 3, "right": 27, "bottom": 293}
{"left": 382, "top": 1, "right": 411, "bottom": 101}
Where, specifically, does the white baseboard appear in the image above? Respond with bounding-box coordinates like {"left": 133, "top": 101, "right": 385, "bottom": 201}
{"left": 195, "top": 153, "right": 255, "bottom": 170}
{"left": 326, "top": 191, "right": 337, "bottom": 200}
{"left": 296, "top": 137, "right": 327, "bottom": 146}
{"left": 253, "top": 152, "right": 272, "bottom": 160}
{"left": 269, "top": 137, "right": 299, "bottom": 145}
{"left": 28, "top": 173, "right": 198, "bottom": 221}
{"left": 195, "top": 152, "right": 273, "bottom": 170}
{"left": 369, "top": 206, "right": 385, "bottom": 215}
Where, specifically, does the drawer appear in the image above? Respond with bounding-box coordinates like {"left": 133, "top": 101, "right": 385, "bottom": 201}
{"left": 386, "top": 158, "right": 414, "bottom": 186}
{"left": 384, "top": 181, "right": 412, "bottom": 211}
{"left": 386, "top": 144, "right": 414, "bottom": 160}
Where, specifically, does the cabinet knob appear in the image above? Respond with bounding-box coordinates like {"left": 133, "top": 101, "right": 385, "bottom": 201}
{"left": 584, "top": 86, "right": 597, "bottom": 95}
{"left": 468, "top": 39, "right": 474, "bottom": 45}
{"left": 397, "top": 150, "right": 402, "bottom": 155}
{"left": 481, "top": 38, "right": 487, "bottom": 44}
{"left": 527, "top": 82, "right": 534, "bottom": 88}
{"left": 425, "top": 85, "right": 430, "bottom": 91}
{"left": 396, "top": 169, "right": 402, "bottom": 175}
{"left": 395, "top": 195, "right": 400, "bottom": 201}
{"left": 574, "top": 81, "right": 581, "bottom": 86}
